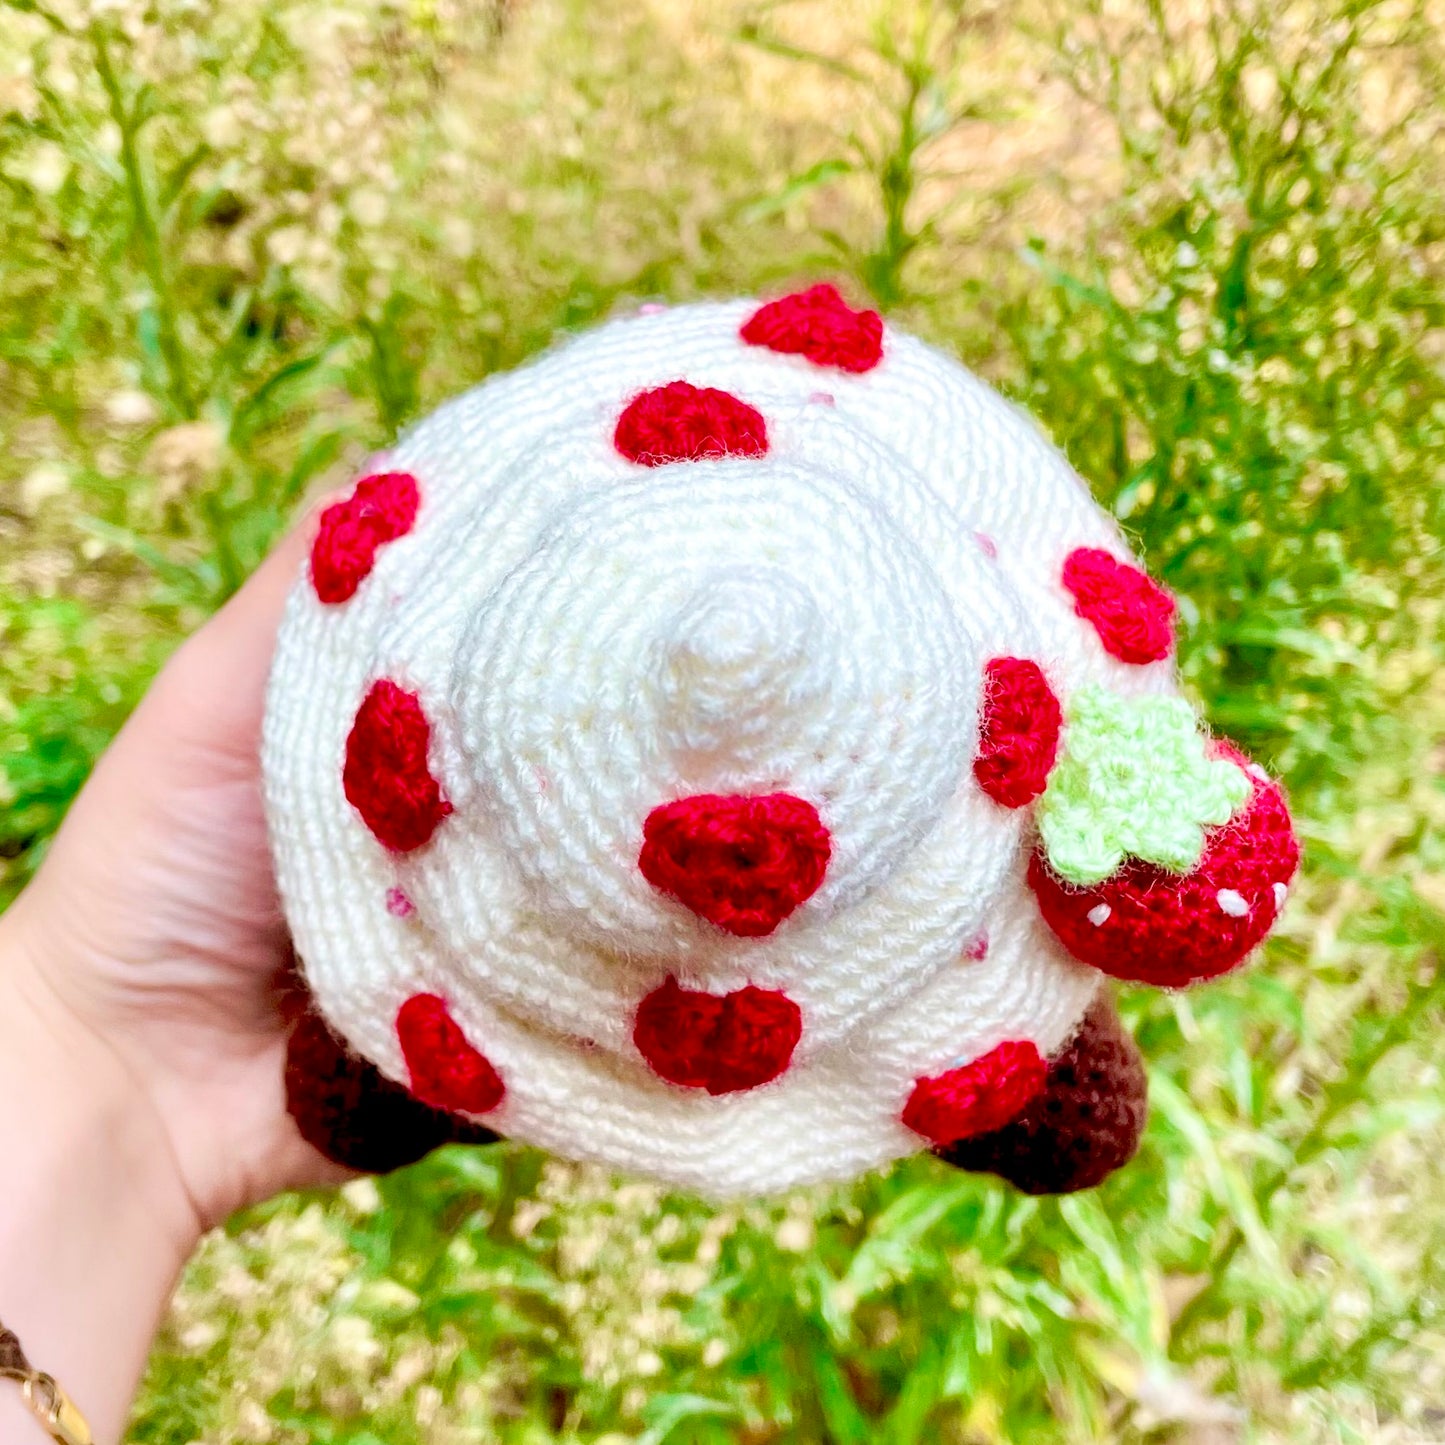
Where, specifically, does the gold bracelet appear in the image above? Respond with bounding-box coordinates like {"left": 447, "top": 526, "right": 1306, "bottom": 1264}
{"left": 0, "top": 1322, "right": 93, "bottom": 1445}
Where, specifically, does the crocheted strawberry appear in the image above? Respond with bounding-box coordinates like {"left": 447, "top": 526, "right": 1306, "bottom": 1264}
{"left": 1029, "top": 739, "right": 1299, "bottom": 989}
{"left": 266, "top": 284, "right": 1298, "bottom": 1198}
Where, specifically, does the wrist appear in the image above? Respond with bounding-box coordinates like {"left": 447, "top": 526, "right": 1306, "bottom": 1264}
{"left": 0, "top": 926, "right": 200, "bottom": 1444}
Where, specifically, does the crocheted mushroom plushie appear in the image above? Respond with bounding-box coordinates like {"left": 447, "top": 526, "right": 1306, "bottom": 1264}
{"left": 263, "top": 285, "right": 1299, "bottom": 1198}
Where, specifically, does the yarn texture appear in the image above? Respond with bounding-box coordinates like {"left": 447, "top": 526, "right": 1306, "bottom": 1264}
{"left": 739, "top": 282, "right": 884, "bottom": 374}
{"left": 1062, "top": 546, "right": 1176, "bottom": 664}
{"left": 638, "top": 792, "right": 832, "bottom": 937}
{"left": 940, "top": 993, "right": 1147, "bottom": 1194}
{"left": 342, "top": 680, "right": 452, "bottom": 853}
{"left": 310, "top": 470, "right": 419, "bottom": 604}
{"left": 633, "top": 976, "right": 803, "bottom": 1095}
{"left": 903, "top": 1039, "right": 1047, "bottom": 1147}
{"left": 1028, "top": 744, "right": 1299, "bottom": 986}
{"left": 972, "top": 657, "right": 1063, "bottom": 808}
{"left": 614, "top": 380, "right": 768, "bottom": 465}
{"left": 286, "top": 1010, "right": 498, "bottom": 1174}
{"left": 396, "top": 993, "right": 506, "bottom": 1115}
{"left": 1037, "top": 687, "right": 1251, "bottom": 885}
{"left": 263, "top": 287, "right": 1298, "bottom": 1196}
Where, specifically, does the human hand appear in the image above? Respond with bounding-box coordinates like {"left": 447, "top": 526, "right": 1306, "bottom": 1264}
{"left": 1, "top": 513, "right": 347, "bottom": 1244}
{"left": 0, "top": 512, "right": 364, "bottom": 1441}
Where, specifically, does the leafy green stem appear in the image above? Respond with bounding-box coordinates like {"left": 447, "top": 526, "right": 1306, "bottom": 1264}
{"left": 91, "top": 23, "right": 196, "bottom": 419}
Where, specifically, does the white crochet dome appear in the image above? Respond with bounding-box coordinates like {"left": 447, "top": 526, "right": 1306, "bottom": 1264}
{"left": 262, "top": 289, "right": 1186, "bottom": 1195}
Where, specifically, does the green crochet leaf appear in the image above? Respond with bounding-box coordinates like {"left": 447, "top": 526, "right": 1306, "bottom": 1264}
{"left": 1037, "top": 686, "right": 1249, "bottom": 886}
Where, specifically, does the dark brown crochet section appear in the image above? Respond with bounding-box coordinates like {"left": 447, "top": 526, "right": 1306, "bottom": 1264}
{"left": 938, "top": 992, "right": 1148, "bottom": 1194}
{"left": 286, "top": 1010, "right": 500, "bottom": 1174}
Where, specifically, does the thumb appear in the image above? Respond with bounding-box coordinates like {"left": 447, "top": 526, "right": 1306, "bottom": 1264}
{"left": 137, "top": 506, "right": 324, "bottom": 771}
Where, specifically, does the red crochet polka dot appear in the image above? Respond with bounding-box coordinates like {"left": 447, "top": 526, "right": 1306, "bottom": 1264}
{"left": 1028, "top": 744, "right": 1299, "bottom": 986}
{"left": 343, "top": 679, "right": 453, "bottom": 853}
{"left": 903, "top": 1039, "right": 1047, "bottom": 1147}
{"left": 739, "top": 283, "right": 884, "bottom": 374}
{"left": 310, "top": 471, "right": 419, "bottom": 604}
{"left": 639, "top": 792, "right": 831, "bottom": 937}
{"left": 1062, "top": 547, "right": 1176, "bottom": 665}
{"left": 614, "top": 381, "right": 769, "bottom": 466}
{"left": 973, "top": 656, "right": 1063, "bottom": 808}
{"left": 396, "top": 993, "right": 505, "bottom": 1115}
{"left": 634, "top": 976, "right": 802, "bottom": 1095}
{"left": 938, "top": 996, "right": 1146, "bottom": 1195}
{"left": 286, "top": 1008, "right": 499, "bottom": 1174}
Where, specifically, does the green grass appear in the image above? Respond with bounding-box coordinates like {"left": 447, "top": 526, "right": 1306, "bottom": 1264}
{"left": 2, "top": 0, "right": 1443, "bottom": 1440}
